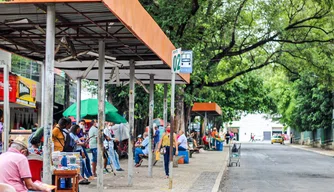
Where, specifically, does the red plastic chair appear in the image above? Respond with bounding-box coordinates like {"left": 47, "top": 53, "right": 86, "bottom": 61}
{"left": 28, "top": 157, "right": 43, "bottom": 182}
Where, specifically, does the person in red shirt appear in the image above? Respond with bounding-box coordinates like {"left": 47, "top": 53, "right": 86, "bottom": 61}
{"left": 202, "top": 133, "right": 210, "bottom": 149}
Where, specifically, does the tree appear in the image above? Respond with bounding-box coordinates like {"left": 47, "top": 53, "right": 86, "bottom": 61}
{"left": 139, "top": 0, "right": 334, "bottom": 129}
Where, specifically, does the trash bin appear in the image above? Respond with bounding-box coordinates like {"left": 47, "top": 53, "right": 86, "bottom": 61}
{"left": 216, "top": 141, "right": 223, "bottom": 151}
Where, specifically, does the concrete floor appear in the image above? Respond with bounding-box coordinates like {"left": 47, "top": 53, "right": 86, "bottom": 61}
{"left": 220, "top": 143, "right": 334, "bottom": 192}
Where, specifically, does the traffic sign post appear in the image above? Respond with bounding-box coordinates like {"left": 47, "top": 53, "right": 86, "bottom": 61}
{"left": 169, "top": 48, "right": 192, "bottom": 189}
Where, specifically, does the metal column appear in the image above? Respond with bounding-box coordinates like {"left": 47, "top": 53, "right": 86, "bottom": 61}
{"left": 148, "top": 74, "right": 154, "bottom": 177}
{"left": 2, "top": 64, "right": 9, "bottom": 152}
{"left": 128, "top": 60, "right": 135, "bottom": 186}
{"left": 97, "top": 40, "right": 105, "bottom": 192}
{"left": 76, "top": 77, "right": 81, "bottom": 124}
{"left": 43, "top": 4, "right": 55, "bottom": 184}
{"left": 204, "top": 111, "right": 207, "bottom": 136}
{"left": 40, "top": 63, "right": 45, "bottom": 129}
{"left": 169, "top": 71, "right": 176, "bottom": 189}
{"left": 163, "top": 84, "right": 168, "bottom": 128}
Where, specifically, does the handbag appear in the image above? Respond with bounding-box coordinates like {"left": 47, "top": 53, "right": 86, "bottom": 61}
{"left": 160, "top": 147, "right": 166, "bottom": 154}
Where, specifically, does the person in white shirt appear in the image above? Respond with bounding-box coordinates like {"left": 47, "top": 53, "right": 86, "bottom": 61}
{"left": 104, "top": 122, "right": 124, "bottom": 171}
{"left": 177, "top": 130, "right": 188, "bottom": 151}
{"left": 134, "top": 132, "right": 149, "bottom": 167}
{"left": 88, "top": 120, "right": 98, "bottom": 177}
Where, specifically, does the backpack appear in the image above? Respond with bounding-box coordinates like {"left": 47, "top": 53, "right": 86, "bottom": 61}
{"left": 232, "top": 144, "right": 238, "bottom": 153}
{"left": 62, "top": 130, "right": 76, "bottom": 152}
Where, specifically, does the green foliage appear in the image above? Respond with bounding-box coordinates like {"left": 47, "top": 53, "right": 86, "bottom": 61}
{"left": 139, "top": 0, "right": 334, "bottom": 125}
{"left": 266, "top": 69, "right": 333, "bottom": 132}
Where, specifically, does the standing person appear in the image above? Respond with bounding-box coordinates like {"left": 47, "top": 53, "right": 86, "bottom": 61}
{"left": 0, "top": 136, "right": 50, "bottom": 192}
{"left": 251, "top": 134, "right": 255, "bottom": 142}
{"left": 249, "top": 133, "right": 253, "bottom": 142}
{"left": 153, "top": 125, "right": 160, "bottom": 150}
{"left": 211, "top": 128, "right": 219, "bottom": 149}
{"left": 290, "top": 132, "right": 293, "bottom": 144}
{"left": 177, "top": 130, "right": 188, "bottom": 151}
{"left": 230, "top": 131, "right": 235, "bottom": 140}
{"left": 225, "top": 131, "right": 231, "bottom": 145}
{"left": 52, "top": 118, "right": 67, "bottom": 152}
{"left": 104, "top": 122, "right": 124, "bottom": 171}
{"left": 156, "top": 126, "right": 178, "bottom": 178}
{"left": 70, "top": 125, "right": 94, "bottom": 182}
{"left": 78, "top": 119, "right": 93, "bottom": 177}
{"left": 134, "top": 132, "right": 149, "bottom": 167}
{"left": 89, "top": 120, "right": 98, "bottom": 177}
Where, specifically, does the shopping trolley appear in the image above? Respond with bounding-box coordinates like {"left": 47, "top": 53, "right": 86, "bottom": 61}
{"left": 228, "top": 143, "right": 241, "bottom": 167}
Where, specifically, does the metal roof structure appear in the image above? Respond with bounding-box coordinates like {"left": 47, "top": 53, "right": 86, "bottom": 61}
{"left": 0, "top": 0, "right": 190, "bottom": 84}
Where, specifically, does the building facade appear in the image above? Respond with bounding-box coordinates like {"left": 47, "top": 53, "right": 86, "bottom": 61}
{"left": 229, "top": 114, "right": 285, "bottom": 142}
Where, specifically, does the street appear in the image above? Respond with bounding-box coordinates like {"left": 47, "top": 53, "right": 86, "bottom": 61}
{"left": 220, "top": 143, "right": 334, "bottom": 192}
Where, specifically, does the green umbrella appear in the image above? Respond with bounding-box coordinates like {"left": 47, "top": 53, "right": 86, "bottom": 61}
{"left": 106, "top": 111, "right": 127, "bottom": 124}
{"left": 63, "top": 99, "right": 118, "bottom": 120}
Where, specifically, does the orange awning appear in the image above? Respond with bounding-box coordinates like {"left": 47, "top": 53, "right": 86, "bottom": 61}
{"left": 192, "top": 102, "right": 222, "bottom": 116}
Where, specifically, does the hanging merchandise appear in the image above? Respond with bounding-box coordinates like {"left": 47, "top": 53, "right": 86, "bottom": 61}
{"left": 27, "top": 114, "right": 31, "bottom": 130}
{"left": 22, "top": 114, "right": 27, "bottom": 129}
{"left": 29, "top": 114, "right": 33, "bottom": 129}
{"left": 13, "top": 113, "right": 17, "bottom": 130}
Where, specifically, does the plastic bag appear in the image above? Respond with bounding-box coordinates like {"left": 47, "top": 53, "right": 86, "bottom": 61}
{"left": 155, "top": 151, "right": 160, "bottom": 161}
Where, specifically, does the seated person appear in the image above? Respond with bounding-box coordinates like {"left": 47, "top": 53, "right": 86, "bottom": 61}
{"left": 202, "top": 133, "right": 210, "bottom": 149}
{"left": 29, "top": 137, "right": 42, "bottom": 155}
{"left": 187, "top": 132, "right": 198, "bottom": 149}
{"left": 134, "top": 132, "right": 149, "bottom": 167}
{"left": 135, "top": 134, "right": 143, "bottom": 148}
{"left": 0, "top": 136, "right": 50, "bottom": 192}
{"left": 177, "top": 130, "right": 188, "bottom": 151}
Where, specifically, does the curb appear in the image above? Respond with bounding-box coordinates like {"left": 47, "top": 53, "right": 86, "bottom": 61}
{"left": 211, "top": 149, "right": 229, "bottom": 192}
{"left": 289, "top": 145, "right": 334, "bottom": 157}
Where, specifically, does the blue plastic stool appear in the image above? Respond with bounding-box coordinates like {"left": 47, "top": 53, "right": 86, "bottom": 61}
{"left": 178, "top": 150, "right": 189, "bottom": 164}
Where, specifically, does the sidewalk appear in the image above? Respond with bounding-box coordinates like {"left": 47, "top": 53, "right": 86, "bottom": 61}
{"left": 288, "top": 144, "right": 334, "bottom": 157}
{"left": 81, "top": 148, "right": 228, "bottom": 192}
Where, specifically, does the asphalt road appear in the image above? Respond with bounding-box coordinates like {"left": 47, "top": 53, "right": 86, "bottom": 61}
{"left": 219, "top": 143, "right": 334, "bottom": 192}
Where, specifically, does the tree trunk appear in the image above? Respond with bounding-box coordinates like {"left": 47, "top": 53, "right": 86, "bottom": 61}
{"left": 184, "top": 104, "right": 192, "bottom": 136}
{"left": 175, "top": 86, "right": 185, "bottom": 133}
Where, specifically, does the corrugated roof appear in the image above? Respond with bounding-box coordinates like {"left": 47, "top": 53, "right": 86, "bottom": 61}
{"left": 0, "top": 0, "right": 190, "bottom": 84}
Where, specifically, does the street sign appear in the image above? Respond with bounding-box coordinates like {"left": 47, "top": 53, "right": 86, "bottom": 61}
{"left": 180, "top": 50, "right": 193, "bottom": 74}
{"left": 172, "top": 48, "right": 182, "bottom": 73}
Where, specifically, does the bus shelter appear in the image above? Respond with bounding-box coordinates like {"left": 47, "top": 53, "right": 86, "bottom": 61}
{"left": 192, "top": 102, "right": 222, "bottom": 137}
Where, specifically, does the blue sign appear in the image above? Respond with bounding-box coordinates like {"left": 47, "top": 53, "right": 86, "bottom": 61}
{"left": 180, "top": 50, "right": 193, "bottom": 74}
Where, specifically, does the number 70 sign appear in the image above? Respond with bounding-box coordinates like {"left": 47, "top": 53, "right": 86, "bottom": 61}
{"left": 172, "top": 48, "right": 192, "bottom": 74}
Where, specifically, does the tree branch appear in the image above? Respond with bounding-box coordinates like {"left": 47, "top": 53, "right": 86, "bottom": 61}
{"left": 288, "top": 25, "right": 332, "bottom": 34}
{"left": 176, "top": 0, "right": 199, "bottom": 38}
{"left": 272, "top": 38, "right": 334, "bottom": 44}
{"left": 275, "top": 61, "right": 300, "bottom": 76}
{"left": 205, "top": 51, "right": 279, "bottom": 87}
{"left": 222, "top": 0, "right": 248, "bottom": 54}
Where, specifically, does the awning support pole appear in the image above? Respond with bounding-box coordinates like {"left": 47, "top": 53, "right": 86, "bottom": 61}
{"left": 163, "top": 84, "right": 167, "bottom": 128}
{"left": 40, "top": 63, "right": 45, "bottom": 129}
{"left": 148, "top": 74, "right": 154, "bottom": 177}
{"left": 97, "top": 40, "right": 105, "bottom": 192}
{"left": 128, "top": 60, "right": 135, "bottom": 186}
{"left": 169, "top": 71, "right": 176, "bottom": 189}
{"left": 76, "top": 77, "right": 81, "bottom": 123}
{"left": 2, "top": 64, "right": 9, "bottom": 152}
{"left": 43, "top": 3, "right": 55, "bottom": 184}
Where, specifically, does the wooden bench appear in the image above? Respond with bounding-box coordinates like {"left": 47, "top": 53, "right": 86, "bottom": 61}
{"left": 173, "top": 156, "right": 184, "bottom": 167}
{"left": 139, "top": 153, "right": 158, "bottom": 166}
{"left": 189, "top": 148, "right": 200, "bottom": 158}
